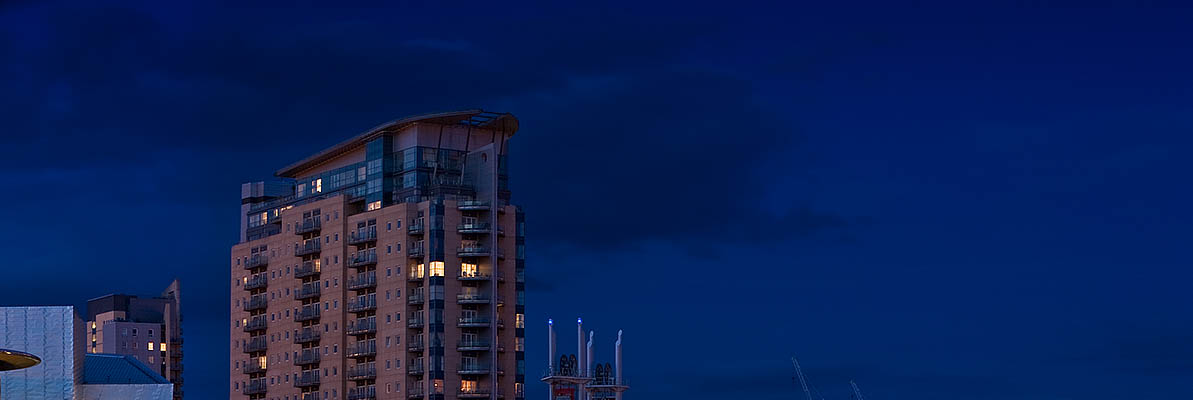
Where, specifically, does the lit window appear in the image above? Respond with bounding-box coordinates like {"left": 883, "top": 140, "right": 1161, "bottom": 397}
{"left": 90, "top": 322, "right": 96, "bottom": 329}
{"left": 515, "top": 313, "right": 525, "bottom": 328}
{"left": 161, "top": 343, "right": 167, "bottom": 351}
{"left": 367, "top": 201, "right": 381, "bottom": 211}
{"left": 148, "top": 342, "right": 154, "bottom": 351}
{"left": 430, "top": 261, "right": 444, "bottom": 277}
{"left": 460, "top": 262, "right": 478, "bottom": 277}
{"left": 411, "top": 264, "right": 425, "bottom": 279}
{"left": 314, "top": 178, "right": 323, "bottom": 193}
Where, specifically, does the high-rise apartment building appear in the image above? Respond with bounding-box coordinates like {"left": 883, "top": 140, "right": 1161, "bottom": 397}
{"left": 230, "top": 110, "right": 526, "bottom": 400}
{"left": 85, "top": 280, "right": 183, "bottom": 400}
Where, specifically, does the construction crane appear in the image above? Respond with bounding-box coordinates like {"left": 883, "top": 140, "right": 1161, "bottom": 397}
{"left": 850, "top": 380, "right": 866, "bottom": 400}
{"left": 791, "top": 357, "right": 814, "bottom": 400}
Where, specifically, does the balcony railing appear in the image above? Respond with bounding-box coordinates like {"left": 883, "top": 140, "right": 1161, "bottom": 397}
{"left": 457, "top": 316, "right": 493, "bottom": 328}
{"left": 243, "top": 295, "right": 268, "bottom": 311}
{"left": 295, "top": 260, "right": 321, "bottom": 278}
{"left": 348, "top": 226, "right": 377, "bottom": 244}
{"left": 457, "top": 340, "right": 491, "bottom": 351}
{"left": 296, "top": 305, "right": 321, "bottom": 322}
{"left": 347, "top": 385, "right": 376, "bottom": 400}
{"left": 407, "top": 340, "right": 424, "bottom": 352}
{"left": 406, "top": 290, "right": 425, "bottom": 305}
{"left": 245, "top": 255, "right": 268, "bottom": 269}
{"left": 407, "top": 384, "right": 425, "bottom": 398}
{"left": 407, "top": 223, "right": 424, "bottom": 235}
{"left": 458, "top": 271, "right": 501, "bottom": 281}
{"left": 295, "top": 283, "right": 321, "bottom": 300}
{"left": 407, "top": 245, "right": 424, "bottom": 258}
{"left": 457, "top": 200, "right": 490, "bottom": 210}
{"left": 294, "top": 328, "right": 321, "bottom": 344}
{"left": 347, "top": 249, "right": 377, "bottom": 268}
{"left": 348, "top": 294, "right": 377, "bottom": 313}
{"left": 458, "top": 388, "right": 497, "bottom": 398}
{"left": 295, "top": 218, "right": 321, "bottom": 234}
{"left": 348, "top": 318, "right": 376, "bottom": 336}
{"left": 407, "top": 315, "right": 424, "bottom": 329}
{"left": 347, "top": 341, "right": 377, "bottom": 358}
{"left": 294, "top": 371, "right": 321, "bottom": 388}
{"left": 457, "top": 222, "right": 492, "bottom": 234}
{"left": 300, "top": 393, "right": 320, "bottom": 400}
{"left": 457, "top": 246, "right": 493, "bottom": 257}
{"left": 407, "top": 362, "right": 424, "bottom": 375}
{"left": 244, "top": 337, "right": 268, "bottom": 353}
{"left": 347, "top": 272, "right": 376, "bottom": 290}
{"left": 243, "top": 316, "right": 267, "bottom": 332}
{"left": 296, "top": 241, "right": 322, "bottom": 256}
{"left": 457, "top": 362, "right": 491, "bottom": 375}
{"left": 295, "top": 349, "right": 321, "bottom": 366}
{"left": 244, "top": 380, "right": 267, "bottom": 395}
{"left": 456, "top": 292, "right": 493, "bottom": 304}
{"left": 347, "top": 364, "right": 376, "bottom": 380}
{"left": 244, "top": 274, "right": 268, "bottom": 290}
{"left": 243, "top": 359, "right": 266, "bottom": 374}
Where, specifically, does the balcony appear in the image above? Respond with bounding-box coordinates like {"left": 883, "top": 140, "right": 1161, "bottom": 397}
{"left": 294, "top": 328, "right": 321, "bottom": 344}
{"left": 407, "top": 362, "right": 424, "bottom": 375}
{"left": 243, "top": 295, "right": 268, "bottom": 311}
{"left": 300, "top": 393, "right": 320, "bottom": 400}
{"left": 295, "top": 349, "right": 321, "bottom": 366}
{"left": 457, "top": 316, "right": 493, "bottom": 328}
{"left": 457, "top": 200, "right": 490, "bottom": 210}
{"left": 347, "top": 272, "right": 376, "bottom": 290}
{"left": 244, "top": 380, "right": 267, "bottom": 395}
{"left": 347, "top": 341, "right": 376, "bottom": 358}
{"left": 407, "top": 385, "right": 425, "bottom": 398}
{"left": 294, "top": 371, "right": 321, "bottom": 388}
{"left": 348, "top": 318, "right": 376, "bottom": 336}
{"left": 347, "top": 364, "right": 376, "bottom": 380}
{"left": 295, "top": 305, "right": 321, "bottom": 322}
{"left": 406, "top": 290, "right": 425, "bottom": 305}
{"left": 295, "top": 218, "right": 321, "bottom": 234}
{"left": 243, "top": 359, "right": 266, "bottom": 374}
{"left": 348, "top": 294, "right": 377, "bottom": 313}
{"left": 407, "top": 340, "right": 424, "bottom": 352}
{"left": 406, "top": 316, "right": 424, "bottom": 329}
{"left": 295, "top": 260, "right": 321, "bottom": 278}
{"left": 245, "top": 255, "right": 268, "bottom": 269}
{"left": 243, "top": 337, "right": 268, "bottom": 353}
{"left": 407, "top": 245, "right": 424, "bottom": 258}
{"left": 347, "top": 249, "right": 377, "bottom": 268}
{"left": 295, "top": 283, "right": 321, "bottom": 300}
{"left": 243, "top": 316, "right": 267, "bottom": 332}
{"left": 456, "top": 292, "right": 493, "bottom": 304}
{"left": 347, "top": 386, "right": 376, "bottom": 400}
{"left": 457, "top": 245, "right": 495, "bottom": 257}
{"left": 457, "top": 362, "right": 491, "bottom": 375}
{"left": 457, "top": 340, "right": 491, "bottom": 351}
{"left": 348, "top": 226, "right": 377, "bottom": 245}
{"left": 296, "top": 241, "right": 322, "bottom": 256}
{"left": 244, "top": 274, "right": 268, "bottom": 290}
{"left": 458, "top": 271, "right": 501, "bottom": 282}
{"left": 458, "top": 388, "right": 498, "bottom": 399}
{"left": 407, "top": 223, "right": 424, "bottom": 235}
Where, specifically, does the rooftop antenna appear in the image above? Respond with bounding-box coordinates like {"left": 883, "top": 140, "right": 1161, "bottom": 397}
{"left": 791, "top": 356, "right": 814, "bottom": 400}
{"left": 850, "top": 379, "right": 867, "bottom": 400}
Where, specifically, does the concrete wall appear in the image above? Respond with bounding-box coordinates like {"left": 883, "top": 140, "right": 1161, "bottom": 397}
{"left": 0, "top": 306, "right": 83, "bottom": 400}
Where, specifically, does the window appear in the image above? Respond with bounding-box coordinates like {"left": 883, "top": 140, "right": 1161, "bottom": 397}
{"left": 460, "top": 262, "right": 478, "bottom": 277}
{"left": 132, "top": 328, "right": 137, "bottom": 336}
{"left": 429, "top": 261, "right": 444, "bottom": 277}
{"left": 367, "top": 201, "right": 382, "bottom": 211}
{"left": 516, "top": 313, "right": 525, "bottom": 328}
{"left": 161, "top": 343, "right": 167, "bottom": 351}
{"left": 148, "top": 342, "right": 154, "bottom": 351}
{"left": 314, "top": 178, "right": 323, "bottom": 193}
{"left": 149, "top": 329, "right": 153, "bottom": 336}
{"left": 516, "top": 337, "right": 525, "bottom": 352}
{"left": 387, "top": 222, "right": 391, "bottom": 231}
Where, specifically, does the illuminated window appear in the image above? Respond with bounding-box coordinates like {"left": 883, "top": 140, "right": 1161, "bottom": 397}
{"left": 161, "top": 343, "right": 167, "bottom": 351}
{"left": 430, "top": 261, "right": 444, "bottom": 277}
{"left": 461, "top": 380, "right": 477, "bottom": 392}
{"left": 515, "top": 313, "right": 525, "bottom": 328}
{"left": 460, "top": 262, "right": 477, "bottom": 277}
{"left": 260, "top": 212, "right": 269, "bottom": 224}
{"left": 314, "top": 178, "right": 323, "bottom": 193}
{"left": 367, "top": 201, "right": 381, "bottom": 211}
{"left": 148, "top": 342, "right": 154, "bottom": 351}
{"left": 410, "top": 264, "right": 425, "bottom": 279}
{"left": 90, "top": 322, "right": 96, "bottom": 329}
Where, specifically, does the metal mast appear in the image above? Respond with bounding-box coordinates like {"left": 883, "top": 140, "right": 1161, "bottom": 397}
{"left": 850, "top": 380, "right": 866, "bottom": 400}
{"left": 791, "top": 357, "right": 814, "bottom": 400}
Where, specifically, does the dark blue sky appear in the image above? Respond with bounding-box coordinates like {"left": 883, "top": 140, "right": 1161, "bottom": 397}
{"left": 3, "top": 1, "right": 1192, "bottom": 399}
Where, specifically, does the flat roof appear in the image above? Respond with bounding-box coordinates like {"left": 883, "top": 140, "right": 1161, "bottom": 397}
{"left": 276, "top": 109, "right": 519, "bottom": 178}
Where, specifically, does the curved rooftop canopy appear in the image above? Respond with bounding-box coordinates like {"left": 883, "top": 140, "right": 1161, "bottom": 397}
{"left": 276, "top": 109, "right": 519, "bottom": 178}
{"left": 0, "top": 349, "right": 41, "bottom": 371}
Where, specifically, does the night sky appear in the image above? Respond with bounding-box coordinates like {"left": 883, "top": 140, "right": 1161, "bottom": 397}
{"left": 3, "top": 1, "right": 1192, "bottom": 399}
